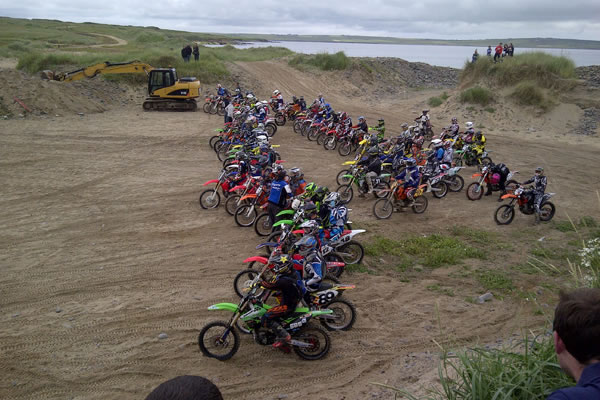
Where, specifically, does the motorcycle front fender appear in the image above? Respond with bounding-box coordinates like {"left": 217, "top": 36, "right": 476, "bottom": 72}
{"left": 208, "top": 303, "right": 239, "bottom": 313}
{"left": 273, "top": 219, "right": 293, "bottom": 227}
{"left": 243, "top": 256, "right": 268, "bottom": 264}
{"left": 203, "top": 179, "right": 220, "bottom": 186}
{"left": 276, "top": 210, "right": 295, "bottom": 217}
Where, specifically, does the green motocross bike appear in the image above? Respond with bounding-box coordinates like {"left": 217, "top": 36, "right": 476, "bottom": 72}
{"left": 198, "top": 272, "right": 333, "bottom": 361}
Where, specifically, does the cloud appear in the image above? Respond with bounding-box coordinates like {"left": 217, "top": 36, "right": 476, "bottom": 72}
{"left": 2, "top": 0, "right": 600, "bottom": 40}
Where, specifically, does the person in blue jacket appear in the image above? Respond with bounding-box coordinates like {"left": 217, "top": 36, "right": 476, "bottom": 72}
{"left": 395, "top": 158, "right": 420, "bottom": 205}
{"left": 267, "top": 167, "right": 292, "bottom": 225}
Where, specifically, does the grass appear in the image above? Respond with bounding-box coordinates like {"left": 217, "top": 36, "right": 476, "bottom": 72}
{"left": 484, "top": 106, "right": 496, "bottom": 113}
{"left": 460, "top": 52, "right": 576, "bottom": 90}
{"left": 511, "top": 81, "right": 553, "bottom": 111}
{"left": 440, "top": 91, "right": 449, "bottom": 100}
{"left": 364, "top": 233, "right": 486, "bottom": 269}
{"left": 288, "top": 51, "right": 350, "bottom": 71}
{"left": 426, "top": 284, "right": 455, "bottom": 297}
{"left": 428, "top": 96, "right": 444, "bottom": 107}
{"left": 476, "top": 270, "right": 515, "bottom": 292}
{"left": 459, "top": 86, "right": 493, "bottom": 106}
{"left": 375, "top": 334, "right": 574, "bottom": 400}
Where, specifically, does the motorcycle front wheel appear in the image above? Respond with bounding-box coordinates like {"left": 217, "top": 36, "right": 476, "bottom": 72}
{"left": 234, "top": 205, "right": 257, "bottom": 227}
{"left": 336, "top": 185, "right": 354, "bottom": 204}
{"left": 466, "top": 182, "right": 484, "bottom": 201}
{"left": 338, "top": 141, "right": 352, "bottom": 157}
{"left": 494, "top": 205, "right": 515, "bottom": 225}
{"left": 324, "top": 136, "right": 337, "bottom": 150}
{"left": 198, "top": 321, "right": 240, "bottom": 361}
{"left": 337, "top": 240, "right": 364, "bottom": 265}
{"left": 336, "top": 169, "right": 352, "bottom": 185}
{"left": 254, "top": 213, "right": 273, "bottom": 237}
{"left": 373, "top": 198, "right": 394, "bottom": 219}
{"left": 199, "top": 189, "right": 220, "bottom": 209}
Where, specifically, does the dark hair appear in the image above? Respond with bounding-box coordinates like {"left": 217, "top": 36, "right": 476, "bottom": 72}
{"left": 553, "top": 288, "right": 600, "bottom": 364}
{"left": 145, "top": 376, "right": 223, "bottom": 400}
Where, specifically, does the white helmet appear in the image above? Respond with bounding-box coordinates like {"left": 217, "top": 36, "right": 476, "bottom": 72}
{"left": 431, "top": 138, "right": 443, "bottom": 147}
{"left": 273, "top": 89, "right": 280, "bottom": 96}
{"left": 261, "top": 100, "right": 269, "bottom": 106}
{"left": 246, "top": 93, "right": 254, "bottom": 99}
{"left": 466, "top": 121, "right": 474, "bottom": 129}
{"left": 291, "top": 198, "right": 301, "bottom": 210}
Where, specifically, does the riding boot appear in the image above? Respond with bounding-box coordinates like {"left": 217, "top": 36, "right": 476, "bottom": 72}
{"left": 498, "top": 191, "right": 506, "bottom": 202}
{"left": 485, "top": 185, "right": 492, "bottom": 196}
{"left": 271, "top": 321, "right": 291, "bottom": 349}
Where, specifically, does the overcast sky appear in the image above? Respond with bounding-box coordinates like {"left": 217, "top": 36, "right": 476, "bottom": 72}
{"left": 2, "top": 0, "right": 600, "bottom": 40}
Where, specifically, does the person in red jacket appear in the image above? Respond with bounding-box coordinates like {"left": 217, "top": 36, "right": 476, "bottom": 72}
{"left": 494, "top": 43, "right": 503, "bottom": 63}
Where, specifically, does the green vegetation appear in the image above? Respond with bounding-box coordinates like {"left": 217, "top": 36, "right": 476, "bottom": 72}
{"left": 377, "top": 335, "right": 574, "bottom": 400}
{"left": 440, "top": 91, "right": 449, "bottom": 100}
{"left": 511, "top": 81, "right": 553, "bottom": 110}
{"left": 476, "top": 270, "right": 515, "bottom": 292}
{"left": 365, "top": 234, "right": 486, "bottom": 269}
{"left": 427, "top": 96, "right": 444, "bottom": 107}
{"left": 288, "top": 51, "right": 350, "bottom": 71}
{"left": 459, "top": 86, "right": 493, "bottom": 106}
{"left": 426, "top": 284, "right": 455, "bottom": 297}
{"left": 484, "top": 106, "right": 496, "bottom": 113}
{"left": 461, "top": 53, "right": 576, "bottom": 90}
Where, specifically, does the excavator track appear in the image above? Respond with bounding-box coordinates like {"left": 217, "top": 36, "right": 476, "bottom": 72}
{"left": 142, "top": 98, "right": 197, "bottom": 111}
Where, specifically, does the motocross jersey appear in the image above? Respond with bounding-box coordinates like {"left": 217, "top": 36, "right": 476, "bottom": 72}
{"left": 441, "top": 147, "right": 453, "bottom": 164}
{"left": 268, "top": 179, "right": 292, "bottom": 207}
{"left": 329, "top": 205, "right": 348, "bottom": 228}
{"left": 397, "top": 167, "right": 420, "bottom": 188}
{"left": 448, "top": 123, "right": 460, "bottom": 137}
{"left": 523, "top": 175, "right": 547, "bottom": 194}
{"left": 303, "top": 252, "right": 323, "bottom": 291}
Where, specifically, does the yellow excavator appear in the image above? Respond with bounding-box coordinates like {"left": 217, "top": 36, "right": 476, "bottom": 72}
{"left": 41, "top": 61, "right": 201, "bottom": 111}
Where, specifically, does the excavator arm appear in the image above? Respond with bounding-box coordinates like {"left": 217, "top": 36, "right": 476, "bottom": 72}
{"left": 43, "top": 61, "right": 154, "bottom": 82}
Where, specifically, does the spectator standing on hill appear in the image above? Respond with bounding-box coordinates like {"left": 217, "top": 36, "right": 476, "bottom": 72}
{"left": 472, "top": 49, "right": 479, "bottom": 63}
{"left": 503, "top": 44, "right": 509, "bottom": 57}
{"left": 192, "top": 44, "right": 199, "bottom": 61}
{"left": 509, "top": 43, "right": 514, "bottom": 56}
{"left": 494, "top": 43, "right": 503, "bottom": 62}
{"left": 546, "top": 288, "right": 600, "bottom": 400}
{"left": 487, "top": 46, "right": 492, "bottom": 57}
{"left": 181, "top": 45, "right": 192, "bottom": 62}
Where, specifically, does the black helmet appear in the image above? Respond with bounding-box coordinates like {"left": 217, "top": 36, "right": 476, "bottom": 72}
{"left": 378, "top": 118, "right": 385, "bottom": 125}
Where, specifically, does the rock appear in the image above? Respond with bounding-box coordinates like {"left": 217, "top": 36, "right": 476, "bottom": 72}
{"left": 55, "top": 307, "right": 62, "bottom": 313}
{"left": 158, "top": 333, "right": 168, "bottom": 340}
{"left": 477, "top": 292, "right": 494, "bottom": 304}
{"left": 12, "top": 313, "right": 20, "bottom": 318}
{"left": 276, "top": 395, "right": 288, "bottom": 399}
{"left": 538, "top": 236, "right": 545, "bottom": 242}
{"left": 78, "top": 112, "right": 84, "bottom": 116}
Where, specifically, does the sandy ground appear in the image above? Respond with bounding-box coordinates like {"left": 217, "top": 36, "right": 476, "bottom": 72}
{"left": 1, "top": 60, "right": 599, "bottom": 400}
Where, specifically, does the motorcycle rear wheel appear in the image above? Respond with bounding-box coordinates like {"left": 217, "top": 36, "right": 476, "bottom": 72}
{"left": 373, "top": 198, "right": 394, "bottom": 219}
{"left": 320, "top": 299, "right": 356, "bottom": 331}
{"left": 198, "top": 321, "right": 240, "bottom": 361}
{"left": 307, "top": 127, "right": 319, "bottom": 141}
{"left": 275, "top": 113, "right": 286, "bottom": 126}
{"left": 412, "top": 196, "right": 428, "bottom": 214}
{"left": 466, "top": 182, "right": 484, "bottom": 201}
{"left": 494, "top": 205, "right": 515, "bottom": 225}
{"left": 265, "top": 123, "right": 277, "bottom": 137}
{"left": 447, "top": 175, "right": 464, "bottom": 192}
{"left": 292, "top": 324, "right": 331, "bottom": 360}
{"left": 539, "top": 202, "right": 556, "bottom": 222}
{"left": 431, "top": 181, "right": 448, "bottom": 199}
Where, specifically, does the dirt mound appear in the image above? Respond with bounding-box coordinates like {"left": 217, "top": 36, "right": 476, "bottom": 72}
{"left": 0, "top": 66, "right": 140, "bottom": 118}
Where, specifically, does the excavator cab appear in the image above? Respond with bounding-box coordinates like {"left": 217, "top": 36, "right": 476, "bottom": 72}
{"left": 147, "top": 69, "right": 177, "bottom": 96}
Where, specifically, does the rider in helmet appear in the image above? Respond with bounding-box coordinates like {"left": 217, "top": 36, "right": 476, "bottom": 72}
{"left": 259, "top": 253, "right": 302, "bottom": 349}
{"left": 416, "top": 109, "right": 430, "bottom": 133}
{"left": 353, "top": 116, "right": 368, "bottom": 134}
{"left": 289, "top": 167, "right": 306, "bottom": 196}
{"left": 448, "top": 117, "right": 460, "bottom": 139}
{"left": 357, "top": 146, "right": 382, "bottom": 194}
{"left": 373, "top": 118, "right": 386, "bottom": 143}
{"left": 298, "top": 96, "right": 306, "bottom": 111}
{"left": 293, "top": 223, "right": 324, "bottom": 295}
{"left": 522, "top": 166, "right": 548, "bottom": 224}
{"left": 463, "top": 121, "right": 475, "bottom": 144}
{"left": 272, "top": 89, "right": 284, "bottom": 111}
{"left": 395, "top": 157, "right": 421, "bottom": 205}
{"left": 324, "top": 192, "right": 348, "bottom": 243}
{"left": 316, "top": 93, "right": 325, "bottom": 107}
{"left": 472, "top": 131, "right": 486, "bottom": 159}
{"left": 440, "top": 140, "right": 454, "bottom": 170}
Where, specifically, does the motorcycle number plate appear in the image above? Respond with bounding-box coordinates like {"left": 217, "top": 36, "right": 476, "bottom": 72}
{"left": 318, "top": 290, "right": 338, "bottom": 305}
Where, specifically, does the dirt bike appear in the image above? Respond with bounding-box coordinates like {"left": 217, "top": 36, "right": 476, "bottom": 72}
{"left": 199, "top": 275, "right": 332, "bottom": 361}
{"left": 224, "top": 176, "right": 261, "bottom": 216}
{"left": 441, "top": 165, "right": 465, "bottom": 192}
{"left": 198, "top": 168, "right": 241, "bottom": 209}
{"left": 494, "top": 186, "right": 556, "bottom": 225}
{"left": 263, "top": 118, "right": 278, "bottom": 137}
{"left": 372, "top": 179, "right": 429, "bottom": 219}
{"left": 202, "top": 94, "right": 218, "bottom": 114}
{"left": 337, "top": 129, "right": 365, "bottom": 157}
{"left": 453, "top": 144, "right": 492, "bottom": 167}
{"left": 466, "top": 165, "right": 519, "bottom": 201}
{"left": 420, "top": 169, "right": 449, "bottom": 199}
{"left": 320, "top": 229, "right": 366, "bottom": 265}
{"left": 234, "top": 184, "right": 268, "bottom": 227}
{"left": 335, "top": 167, "right": 391, "bottom": 204}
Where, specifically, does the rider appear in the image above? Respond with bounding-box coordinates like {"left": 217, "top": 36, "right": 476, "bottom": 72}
{"left": 267, "top": 167, "right": 292, "bottom": 225}
{"left": 472, "top": 131, "right": 486, "bottom": 157}
{"left": 440, "top": 140, "right": 454, "bottom": 170}
{"left": 289, "top": 167, "right": 306, "bottom": 196}
{"left": 463, "top": 121, "right": 475, "bottom": 144}
{"left": 323, "top": 192, "right": 347, "bottom": 243}
{"left": 293, "top": 221, "right": 324, "bottom": 299}
{"left": 395, "top": 158, "right": 421, "bottom": 205}
{"left": 272, "top": 89, "right": 284, "bottom": 111}
{"left": 487, "top": 162, "right": 510, "bottom": 201}
{"left": 417, "top": 109, "right": 430, "bottom": 132}
{"left": 259, "top": 254, "right": 302, "bottom": 348}
{"left": 522, "top": 166, "right": 548, "bottom": 224}
{"left": 298, "top": 96, "right": 307, "bottom": 111}
{"left": 358, "top": 146, "right": 382, "bottom": 194}
{"left": 354, "top": 116, "right": 369, "bottom": 135}
{"left": 373, "top": 118, "right": 386, "bottom": 142}
{"left": 447, "top": 117, "right": 460, "bottom": 139}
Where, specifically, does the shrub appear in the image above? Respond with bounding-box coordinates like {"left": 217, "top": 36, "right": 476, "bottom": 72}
{"left": 459, "top": 86, "right": 493, "bottom": 106}
{"left": 135, "top": 33, "right": 165, "bottom": 43}
{"left": 511, "top": 81, "right": 552, "bottom": 110}
{"left": 289, "top": 51, "right": 350, "bottom": 71}
{"left": 428, "top": 96, "right": 443, "bottom": 107}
